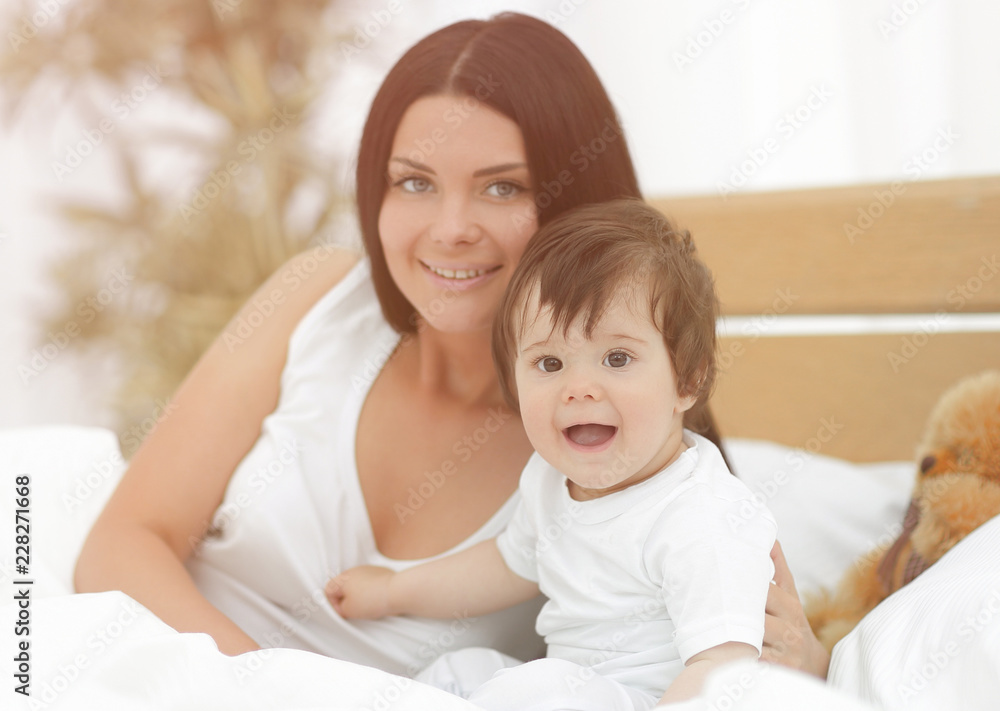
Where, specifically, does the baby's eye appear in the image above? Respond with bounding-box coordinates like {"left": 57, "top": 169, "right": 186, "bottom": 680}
{"left": 603, "top": 351, "right": 632, "bottom": 368}
{"left": 485, "top": 180, "right": 524, "bottom": 199}
{"left": 394, "top": 176, "right": 433, "bottom": 193}
{"left": 536, "top": 356, "right": 563, "bottom": 373}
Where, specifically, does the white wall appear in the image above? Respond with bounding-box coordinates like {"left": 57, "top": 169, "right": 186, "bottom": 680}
{"left": 320, "top": 0, "right": 1000, "bottom": 194}
{"left": 3, "top": 0, "right": 998, "bottom": 429}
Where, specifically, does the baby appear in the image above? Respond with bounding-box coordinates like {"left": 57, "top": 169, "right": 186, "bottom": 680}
{"left": 327, "top": 199, "right": 776, "bottom": 709}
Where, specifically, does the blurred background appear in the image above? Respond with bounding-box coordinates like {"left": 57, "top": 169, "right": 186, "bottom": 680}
{"left": 1, "top": 0, "right": 998, "bottom": 447}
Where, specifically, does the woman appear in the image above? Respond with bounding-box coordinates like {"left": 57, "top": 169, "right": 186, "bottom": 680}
{"left": 75, "top": 12, "right": 737, "bottom": 677}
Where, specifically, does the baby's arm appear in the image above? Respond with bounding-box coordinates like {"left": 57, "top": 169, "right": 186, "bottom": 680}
{"left": 657, "top": 641, "right": 757, "bottom": 705}
{"left": 326, "top": 539, "right": 539, "bottom": 620}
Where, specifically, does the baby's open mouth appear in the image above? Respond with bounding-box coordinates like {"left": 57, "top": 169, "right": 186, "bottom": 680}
{"left": 564, "top": 424, "right": 617, "bottom": 447}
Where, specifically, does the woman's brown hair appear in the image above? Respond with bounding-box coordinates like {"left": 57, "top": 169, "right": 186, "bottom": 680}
{"left": 355, "top": 12, "right": 640, "bottom": 334}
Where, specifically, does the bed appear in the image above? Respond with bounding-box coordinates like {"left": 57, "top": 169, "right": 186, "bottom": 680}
{"left": 3, "top": 175, "right": 999, "bottom": 709}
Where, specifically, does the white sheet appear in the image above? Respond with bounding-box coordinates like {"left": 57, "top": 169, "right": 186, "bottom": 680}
{"left": 828, "top": 514, "right": 1000, "bottom": 711}
{"left": 1, "top": 588, "right": 880, "bottom": 711}
{"left": 0, "top": 425, "right": 992, "bottom": 710}
{"left": 3, "top": 591, "right": 488, "bottom": 710}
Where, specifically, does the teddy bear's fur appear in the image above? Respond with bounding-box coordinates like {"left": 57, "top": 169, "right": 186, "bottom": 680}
{"left": 806, "top": 370, "right": 1000, "bottom": 652}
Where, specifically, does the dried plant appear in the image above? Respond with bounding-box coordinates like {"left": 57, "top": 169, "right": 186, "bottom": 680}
{"left": 1, "top": 0, "right": 353, "bottom": 455}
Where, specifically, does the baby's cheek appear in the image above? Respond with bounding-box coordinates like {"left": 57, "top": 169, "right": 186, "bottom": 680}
{"left": 519, "top": 401, "right": 555, "bottom": 450}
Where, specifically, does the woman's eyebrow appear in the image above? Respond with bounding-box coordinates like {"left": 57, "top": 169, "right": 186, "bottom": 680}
{"left": 388, "top": 159, "right": 527, "bottom": 178}
{"left": 390, "top": 157, "right": 435, "bottom": 174}
{"left": 472, "top": 162, "right": 528, "bottom": 177}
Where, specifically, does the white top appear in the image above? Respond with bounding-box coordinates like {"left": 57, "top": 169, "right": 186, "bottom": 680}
{"left": 187, "top": 258, "right": 544, "bottom": 675}
{"left": 496, "top": 432, "right": 776, "bottom": 698}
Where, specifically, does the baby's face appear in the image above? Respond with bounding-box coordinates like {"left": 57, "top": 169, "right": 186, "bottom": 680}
{"left": 514, "top": 293, "right": 697, "bottom": 500}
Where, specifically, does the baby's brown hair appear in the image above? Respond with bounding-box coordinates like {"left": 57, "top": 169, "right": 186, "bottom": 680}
{"left": 492, "top": 198, "right": 718, "bottom": 411}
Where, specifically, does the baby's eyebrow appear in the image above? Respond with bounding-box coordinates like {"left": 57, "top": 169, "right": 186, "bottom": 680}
{"left": 519, "top": 339, "right": 550, "bottom": 354}
{"left": 606, "top": 333, "right": 648, "bottom": 345}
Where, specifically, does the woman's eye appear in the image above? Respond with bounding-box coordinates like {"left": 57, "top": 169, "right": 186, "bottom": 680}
{"left": 485, "top": 181, "right": 523, "bottom": 199}
{"left": 603, "top": 351, "right": 632, "bottom": 368}
{"left": 394, "top": 176, "right": 432, "bottom": 193}
{"left": 536, "top": 356, "right": 563, "bottom": 373}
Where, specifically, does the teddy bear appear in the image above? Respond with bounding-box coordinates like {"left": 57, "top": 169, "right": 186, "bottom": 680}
{"left": 805, "top": 370, "right": 1000, "bottom": 652}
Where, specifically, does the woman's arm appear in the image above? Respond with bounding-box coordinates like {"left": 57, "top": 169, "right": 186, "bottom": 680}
{"left": 74, "top": 245, "right": 359, "bottom": 656}
{"left": 328, "top": 539, "right": 539, "bottom": 620}
{"left": 761, "top": 540, "right": 831, "bottom": 678}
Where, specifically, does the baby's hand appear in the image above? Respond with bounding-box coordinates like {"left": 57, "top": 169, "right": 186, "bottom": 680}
{"left": 325, "top": 566, "right": 396, "bottom": 619}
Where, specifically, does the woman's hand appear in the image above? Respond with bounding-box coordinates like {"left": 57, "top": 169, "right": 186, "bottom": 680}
{"left": 327, "top": 566, "right": 396, "bottom": 619}
{"left": 761, "top": 540, "right": 831, "bottom": 679}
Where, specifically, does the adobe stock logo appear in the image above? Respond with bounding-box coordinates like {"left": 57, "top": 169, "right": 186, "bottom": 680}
{"left": 50, "top": 64, "right": 167, "bottom": 181}
{"left": 178, "top": 106, "right": 295, "bottom": 222}
{"left": 19, "top": 268, "right": 135, "bottom": 385}
{"left": 7, "top": 0, "right": 71, "bottom": 53}
{"left": 672, "top": 0, "right": 752, "bottom": 71}
{"left": 337, "top": 0, "right": 404, "bottom": 61}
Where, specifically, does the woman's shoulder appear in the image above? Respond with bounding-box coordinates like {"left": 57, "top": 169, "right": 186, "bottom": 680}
{"left": 273, "top": 244, "right": 364, "bottom": 313}
{"left": 276, "top": 245, "right": 394, "bottom": 353}
{"left": 246, "top": 244, "right": 364, "bottom": 339}
{"left": 214, "top": 244, "right": 365, "bottom": 372}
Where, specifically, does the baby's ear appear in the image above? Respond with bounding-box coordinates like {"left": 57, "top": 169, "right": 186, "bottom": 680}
{"left": 675, "top": 391, "right": 698, "bottom": 415}
{"left": 676, "top": 362, "right": 709, "bottom": 414}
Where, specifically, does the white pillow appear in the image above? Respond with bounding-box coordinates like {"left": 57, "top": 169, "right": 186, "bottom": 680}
{"left": 828, "top": 514, "right": 1000, "bottom": 711}
{"left": 724, "top": 438, "right": 914, "bottom": 597}
{"left": 0, "top": 425, "right": 126, "bottom": 597}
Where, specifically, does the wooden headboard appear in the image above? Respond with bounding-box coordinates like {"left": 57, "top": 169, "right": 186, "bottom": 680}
{"left": 651, "top": 176, "right": 1000, "bottom": 462}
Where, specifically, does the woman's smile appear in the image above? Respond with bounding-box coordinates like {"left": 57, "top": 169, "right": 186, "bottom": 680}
{"left": 419, "top": 260, "right": 504, "bottom": 291}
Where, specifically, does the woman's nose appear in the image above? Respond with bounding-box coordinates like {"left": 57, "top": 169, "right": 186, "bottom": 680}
{"left": 429, "top": 195, "right": 482, "bottom": 246}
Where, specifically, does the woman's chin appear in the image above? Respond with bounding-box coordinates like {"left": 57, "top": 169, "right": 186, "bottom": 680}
{"left": 414, "top": 310, "right": 495, "bottom": 337}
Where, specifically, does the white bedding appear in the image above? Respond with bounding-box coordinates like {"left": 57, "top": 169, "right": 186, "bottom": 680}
{"left": 1, "top": 426, "right": 996, "bottom": 710}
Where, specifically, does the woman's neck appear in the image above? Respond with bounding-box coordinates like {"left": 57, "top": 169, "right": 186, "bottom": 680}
{"left": 401, "top": 325, "right": 504, "bottom": 407}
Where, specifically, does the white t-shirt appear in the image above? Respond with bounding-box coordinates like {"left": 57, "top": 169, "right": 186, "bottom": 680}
{"left": 495, "top": 432, "right": 776, "bottom": 698}
{"left": 186, "top": 258, "right": 545, "bottom": 676}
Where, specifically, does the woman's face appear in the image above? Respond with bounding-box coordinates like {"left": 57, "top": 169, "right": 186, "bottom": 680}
{"left": 378, "top": 94, "right": 539, "bottom": 334}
